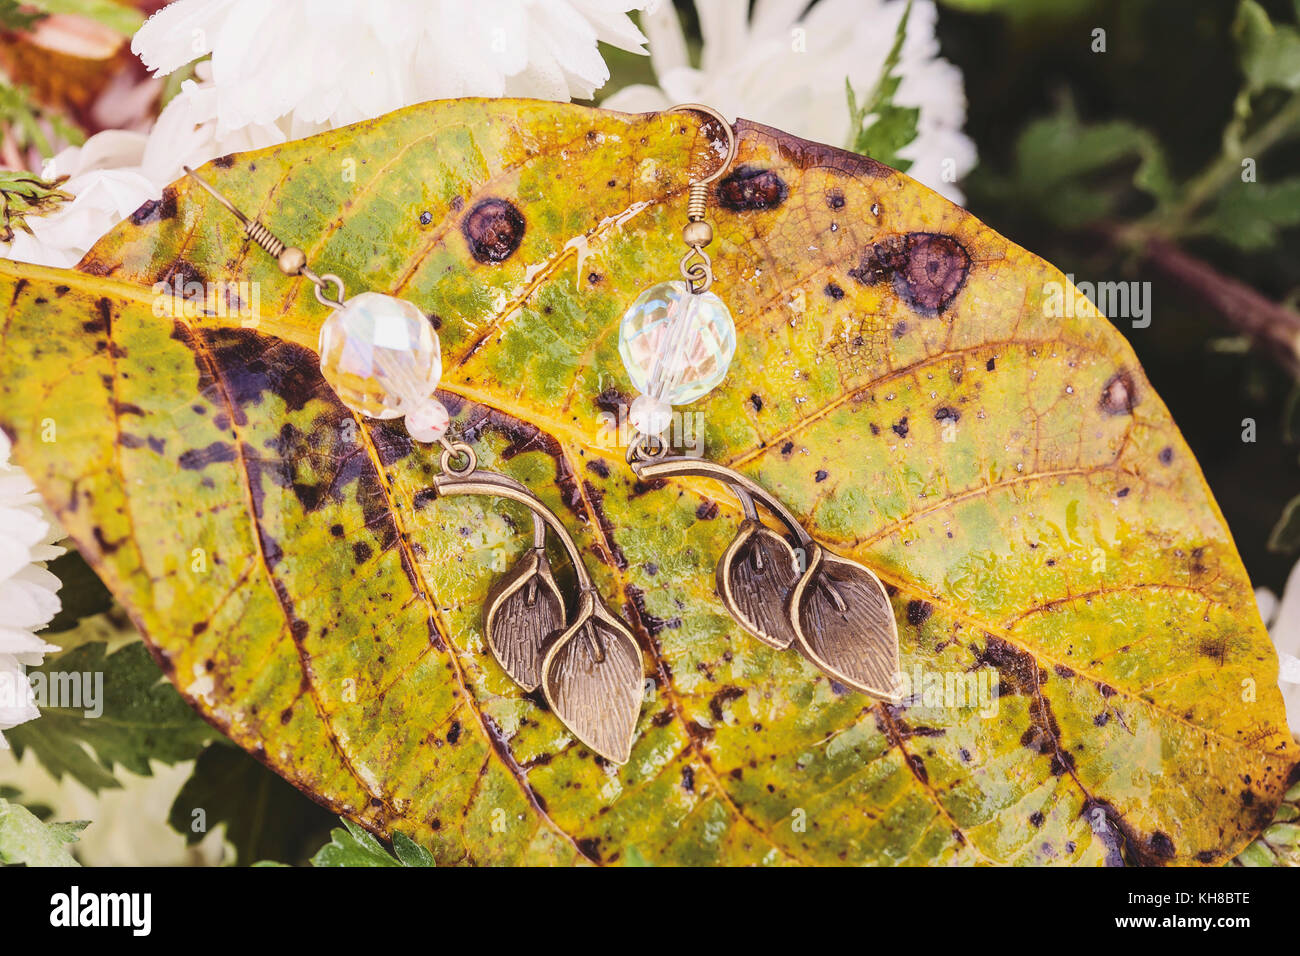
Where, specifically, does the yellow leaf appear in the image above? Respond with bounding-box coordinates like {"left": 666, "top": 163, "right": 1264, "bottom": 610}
{"left": 1, "top": 100, "right": 1294, "bottom": 865}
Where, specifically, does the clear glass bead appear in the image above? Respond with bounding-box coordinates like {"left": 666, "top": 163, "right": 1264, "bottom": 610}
{"left": 318, "top": 291, "right": 441, "bottom": 419}
{"left": 618, "top": 280, "right": 736, "bottom": 407}
{"left": 405, "top": 397, "right": 449, "bottom": 444}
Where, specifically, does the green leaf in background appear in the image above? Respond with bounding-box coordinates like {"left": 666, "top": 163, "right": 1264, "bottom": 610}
{"left": 44, "top": 549, "right": 115, "bottom": 634}
{"left": 5, "top": 642, "right": 216, "bottom": 792}
{"left": 392, "top": 830, "right": 436, "bottom": 867}
{"left": 0, "top": 169, "right": 71, "bottom": 243}
{"left": 25, "top": 0, "right": 143, "bottom": 37}
{"left": 846, "top": 0, "right": 920, "bottom": 171}
{"left": 1269, "top": 492, "right": 1300, "bottom": 552}
{"left": 168, "top": 744, "right": 337, "bottom": 866}
{"left": 1000, "top": 97, "right": 1173, "bottom": 227}
{"left": 1199, "top": 178, "right": 1300, "bottom": 250}
{"left": 0, "top": 797, "right": 86, "bottom": 866}
{"left": 937, "top": 0, "right": 1097, "bottom": 20}
{"left": 1234, "top": 0, "right": 1300, "bottom": 94}
{"left": 309, "top": 819, "right": 433, "bottom": 868}
{"left": 0, "top": 0, "right": 45, "bottom": 31}
{"left": 1233, "top": 780, "right": 1300, "bottom": 865}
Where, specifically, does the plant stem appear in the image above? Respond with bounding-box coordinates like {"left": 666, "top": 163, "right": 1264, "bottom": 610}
{"left": 1139, "top": 235, "right": 1300, "bottom": 377}
{"left": 1154, "top": 91, "right": 1300, "bottom": 236}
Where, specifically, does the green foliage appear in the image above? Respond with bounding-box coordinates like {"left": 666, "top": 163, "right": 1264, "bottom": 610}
{"left": 937, "top": 0, "right": 1098, "bottom": 19}
{"left": 168, "top": 744, "right": 337, "bottom": 866}
{"left": 0, "top": 168, "right": 71, "bottom": 243}
{"left": 0, "top": 797, "right": 86, "bottom": 866}
{"left": 1234, "top": 0, "right": 1300, "bottom": 94}
{"left": 307, "top": 820, "right": 434, "bottom": 868}
{"left": 1234, "top": 781, "right": 1300, "bottom": 865}
{"left": 25, "top": 0, "right": 143, "bottom": 36}
{"left": 1268, "top": 492, "right": 1300, "bottom": 551}
{"left": 980, "top": 96, "right": 1172, "bottom": 228}
{"left": 45, "top": 550, "right": 115, "bottom": 634}
{"left": 1200, "top": 178, "right": 1300, "bottom": 250}
{"left": 5, "top": 642, "right": 216, "bottom": 792}
{"left": 0, "top": 83, "right": 84, "bottom": 160}
{"left": 846, "top": 0, "right": 919, "bottom": 172}
{"left": 0, "top": 0, "right": 45, "bottom": 31}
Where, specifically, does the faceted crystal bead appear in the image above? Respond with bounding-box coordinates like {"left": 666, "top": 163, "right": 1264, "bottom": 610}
{"left": 618, "top": 281, "right": 736, "bottom": 407}
{"left": 318, "top": 291, "right": 441, "bottom": 420}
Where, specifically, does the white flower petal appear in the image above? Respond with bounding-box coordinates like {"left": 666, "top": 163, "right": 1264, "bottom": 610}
{"left": 602, "top": 0, "right": 976, "bottom": 202}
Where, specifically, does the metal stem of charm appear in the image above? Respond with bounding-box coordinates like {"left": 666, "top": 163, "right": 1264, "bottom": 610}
{"left": 431, "top": 441, "right": 606, "bottom": 662}
{"left": 432, "top": 464, "right": 595, "bottom": 593}
{"left": 430, "top": 442, "right": 641, "bottom": 761}
{"left": 632, "top": 455, "right": 813, "bottom": 550}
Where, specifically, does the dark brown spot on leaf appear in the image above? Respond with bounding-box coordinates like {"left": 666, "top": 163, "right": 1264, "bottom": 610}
{"left": 178, "top": 441, "right": 238, "bottom": 470}
{"left": 1100, "top": 371, "right": 1138, "bottom": 415}
{"left": 848, "top": 232, "right": 970, "bottom": 315}
{"left": 906, "top": 600, "right": 933, "bottom": 626}
{"left": 129, "top": 187, "right": 177, "bottom": 225}
{"left": 462, "top": 197, "right": 525, "bottom": 263}
{"left": 717, "top": 165, "right": 788, "bottom": 212}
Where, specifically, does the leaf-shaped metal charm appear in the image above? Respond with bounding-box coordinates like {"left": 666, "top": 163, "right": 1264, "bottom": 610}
{"left": 716, "top": 519, "right": 799, "bottom": 649}
{"left": 541, "top": 593, "right": 643, "bottom": 764}
{"left": 789, "top": 545, "right": 901, "bottom": 701}
{"left": 484, "top": 547, "right": 566, "bottom": 691}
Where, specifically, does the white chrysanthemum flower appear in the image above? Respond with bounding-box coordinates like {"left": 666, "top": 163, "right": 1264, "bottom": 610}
{"left": 0, "top": 433, "right": 63, "bottom": 749}
{"left": 5, "top": 0, "right": 648, "bottom": 266}
{"left": 1258, "top": 564, "right": 1300, "bottom": 738}
{"left": 603, "top": 0, "right": 976, "bottom": 204}
{"left": 1, "top": 131, "right": 157, "bottom": 269}
{"left": 131, "top": 0, "right": 648, "bottom": 131}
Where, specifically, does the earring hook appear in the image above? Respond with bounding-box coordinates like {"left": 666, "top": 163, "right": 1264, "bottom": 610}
{"left": 181, "top": 164, "right": 347, "bottom": 310}
{"left": 668, "top": 103, "right": 737, "bottom": 187}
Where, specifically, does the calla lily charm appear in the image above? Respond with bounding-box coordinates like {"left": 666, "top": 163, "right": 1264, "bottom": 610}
{"left": 433, "top": 445, "right": 643, "bottom": 764}
{"left": 618, "top": 105, "right": 900, "bottom": 701}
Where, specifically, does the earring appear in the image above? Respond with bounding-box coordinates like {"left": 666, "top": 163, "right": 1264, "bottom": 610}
{"left": 183, "top": 166, "right": 644, "bottom": 764}
{"left": 618, "top": 107, "right": 901, "bottom": 701}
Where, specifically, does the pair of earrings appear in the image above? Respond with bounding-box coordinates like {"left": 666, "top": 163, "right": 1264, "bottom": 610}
{"left": 183, "top": 104, "right": 900, "bottom": 766}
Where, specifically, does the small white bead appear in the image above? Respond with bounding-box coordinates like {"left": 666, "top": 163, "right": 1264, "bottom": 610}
{"left": 629, "top": 394, "right": 673, "bottom": 436}
{"left": 405, "top": 397, "right": 449, "bottom": 443}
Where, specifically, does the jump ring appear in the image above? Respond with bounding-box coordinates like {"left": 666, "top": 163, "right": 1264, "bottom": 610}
{"left": 311, "top": 272, "right": 347, "bottom": 310}
{"left": 626, "top": 431, "right": 669, "bottom": 468}
{"left": 439, "top": 441, "right": 477, "bottom": 476}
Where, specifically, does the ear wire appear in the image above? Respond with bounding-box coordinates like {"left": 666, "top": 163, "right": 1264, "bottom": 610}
{"left": 181, "top": 165, "right": 346, "bottom": 309}
{"left": 667, "top": 104, "right": 737, "bottom": 294}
